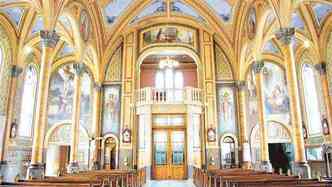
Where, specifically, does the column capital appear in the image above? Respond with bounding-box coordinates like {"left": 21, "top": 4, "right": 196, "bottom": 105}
{"left": 252, "top": 60, "right": 264, "bottom": 74}
{"left": 314, "top": 62, "right": 327, "bottom": 75}
{"left": 275, "top": 27, "right": 295, "bottom": 45}
{"left": 40, "top": 30, "right": 60, "bottom": 48}
{"left": 235, "top": 80, "right": 247, "bottom": 91}
{"left": 10, "top": 65, "right": 23, "bottom": 77}
{"left": 73, "top": 63, "right": 85, "bottom": 76}
{"left": 93, "top": 82, "right": 103, "bottom": 92}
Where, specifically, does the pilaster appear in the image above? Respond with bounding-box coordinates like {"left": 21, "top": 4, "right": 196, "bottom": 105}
{"left": 91, "top": 83, "right": 103, "bottom": 170}
{"left": 199, "top": 30, "right": 219, "bottom": 169}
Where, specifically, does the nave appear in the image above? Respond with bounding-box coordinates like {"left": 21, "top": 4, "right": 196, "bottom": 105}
{"left": 144, "top": 180, "right": 195, "bottom": 187}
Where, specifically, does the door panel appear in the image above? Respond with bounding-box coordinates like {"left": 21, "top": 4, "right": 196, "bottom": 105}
{"left": 152, "top": 129, "right": 186, "bottom": 180}
{"left": 153, "top": 131, "right": 169, "bottom": 180}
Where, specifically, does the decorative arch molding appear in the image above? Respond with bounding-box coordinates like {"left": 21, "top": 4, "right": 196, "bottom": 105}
{"left": 135, "top": 46, "right": 203, "bottom": 88}
{"left": 250, "top": 121, "right": 292, "bottom": 145}
{"left": 240, "top": 54, "right": 285, "bottom": 81}
{"left": 44, "top": 122, "right": 90, "bottom": 148}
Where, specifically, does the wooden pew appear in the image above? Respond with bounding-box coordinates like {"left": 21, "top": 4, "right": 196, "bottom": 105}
{"left": 193, "top": 167, "right": 332, "bottom": 187}
{"left": 1, "top": 168, "right": 147, "bottom": 187}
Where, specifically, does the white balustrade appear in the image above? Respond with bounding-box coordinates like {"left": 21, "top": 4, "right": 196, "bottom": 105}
{"left": 136, "top": 87, "right": 202, "bottom": 105}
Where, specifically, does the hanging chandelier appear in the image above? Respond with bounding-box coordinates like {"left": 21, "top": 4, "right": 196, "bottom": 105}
{"left": 159, "top": 56, "right": 179, "bottom": 69}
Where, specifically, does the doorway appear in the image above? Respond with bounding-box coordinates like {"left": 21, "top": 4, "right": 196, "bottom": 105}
{"left": 152, "top": 129, "right": 187, "bottom": 180}
{"left": 269, "top": 143, "right": 293, "bottom": 174}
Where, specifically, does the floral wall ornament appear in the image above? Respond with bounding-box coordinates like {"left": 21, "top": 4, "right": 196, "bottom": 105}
{"left": 207, "top": 127, "right": 216, "bottom": 142}
{"left": 122, "top": 128, "right": 131, "bottom": 143}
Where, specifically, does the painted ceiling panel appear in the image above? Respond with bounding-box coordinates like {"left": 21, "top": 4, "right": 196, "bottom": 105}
{"left": 1, "top": 7, "right": 24, "bottom": 28}
{"left": 171, "top": 0, "right": 206, "bottom": 22}
{"left": 31, "top": 16, "right": 44, "bottom": 35}
{"left": 263, "top": 40, "right": 280, "bottom": 54}
{"left": 312, "top": 2, "right": 332, "bottom": 26}
{"left": 104, "top": 0, "right": 133, "bottom": 25}
{"left": 131, "top": 0, "right": 165, "bottom": 23}
{"left": 204, "top": 0, "right": 233, "bottom": 22}
{"left": 291, "top": 11, "right": 305, "bottom": 31}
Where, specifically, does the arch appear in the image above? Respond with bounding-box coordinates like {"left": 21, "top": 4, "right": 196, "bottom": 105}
{"left": 101, "top": 133, "right": 120, "bottom": 169}
{"left": 249, "top": 121, "right": 292, "bottom": 166}
{"left": 44, "top": 122, "right": 90, "bottom": 148}
{"left": 136, "top": 46, "right": 202, "bottom": 88}
{"left": 219, "top": 133, "right": 239, "bottom": 168}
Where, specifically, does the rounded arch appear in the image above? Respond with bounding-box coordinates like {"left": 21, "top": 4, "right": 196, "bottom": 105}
{"left": 101, "top": 133, "right": 120, "bottom": 169}
{"left": 219, "top": 133, "right": 239, "bottom": 168}
{"left": 136, "top": 46, "right": 203, "bottom": 88}
{"left": 44, "top": 121, "right": 90, "bottom": 148}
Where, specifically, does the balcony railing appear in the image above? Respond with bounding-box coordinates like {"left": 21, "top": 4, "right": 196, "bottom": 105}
{"left": 136, "top": 87, "right": 202, "bottom": 105}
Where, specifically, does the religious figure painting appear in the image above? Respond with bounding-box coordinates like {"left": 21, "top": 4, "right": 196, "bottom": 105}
{"left": 80, "top": 10, "right": 91, "bottom": 42}
{"left": 217, "top": 87, "right": 237, "bottom": 134}
{"left": 79, "top": 72, "right": 93, "bottom": 134}
{"left": 48, "top": 64, "right": 75, "bottom": 126}
{"left": 262, "top": 63, "right": 290, "bottom": 116}
{"left": 247, "top": 8, "right": 256, "bottom": 39}
{"left": 102, "top": 85, "right": 121, "bottom": 135}
{"left": 142, "top": 26, "right": 194, "bottom": 47}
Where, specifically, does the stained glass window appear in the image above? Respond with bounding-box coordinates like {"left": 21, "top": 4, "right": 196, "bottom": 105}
{"left": 18, "top": 65, "right": 37, "bottom": 137}
{"left": 302, "top": 64, "right": 322, "bottom": 135}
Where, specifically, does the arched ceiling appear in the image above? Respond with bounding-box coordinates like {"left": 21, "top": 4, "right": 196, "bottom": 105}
{"left": 0, "top": 0, "right": 332, "bottom": 81}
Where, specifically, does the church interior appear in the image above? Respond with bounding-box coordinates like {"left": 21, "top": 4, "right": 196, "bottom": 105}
{"left": 1, "top": 0, "right": 332, "bottom": 186}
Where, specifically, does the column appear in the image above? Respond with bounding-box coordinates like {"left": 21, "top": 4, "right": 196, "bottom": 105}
{"left": 276, "top": 27, "right": 310, "bottom": 178}
{"left": 252, "top": 61, "right": 272, "bottom": 172}
{"left": 315, "top": 62, "right": 332, "bottom": 143}
{"left": 67, "top": 63, "right": 84, "bottom": 173}
{"left": 27, "top": 30, "right": 59, "bottom": 179}
{"left": 91, "top": 83, "right": 102, "bottom": 170}
{"left": 236, "top": 81, "right": 252, "bottom": 169}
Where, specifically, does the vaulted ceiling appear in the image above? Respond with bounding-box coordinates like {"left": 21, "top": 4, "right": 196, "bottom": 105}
{"left": 0, "top": 0, "right": 332, "bottom": 82}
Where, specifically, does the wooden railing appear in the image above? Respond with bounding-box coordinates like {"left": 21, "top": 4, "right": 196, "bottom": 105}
{"left": 136, "top": 87, "right": 202, "bottom": 105}
{"left": 193, "top": 167, "right": 332, "bottom": 187}
{"left": 1, "top": 168, "right": 146, "bottom": 187}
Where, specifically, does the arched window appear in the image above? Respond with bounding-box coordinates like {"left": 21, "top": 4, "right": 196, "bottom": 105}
{"left": 302, "top": 64, "right": 322, "bottom": 135}
{"left": 221, "top": 136, "right": 236, "bottom": 168}
{"left": 18, "top": 65, "right": 38, "bottom": 137}
{"left": 155, "top": 69, "right": 183, "bottom": 89}
{"left": 0, "top": 47, "right": 3, "bottom": 70}
{"left": 155, "top": 71, "right": 164, "bottom": 89}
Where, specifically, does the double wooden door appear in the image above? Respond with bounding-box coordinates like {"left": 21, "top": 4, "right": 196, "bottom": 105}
{"left": 152, "top": 129, "right": 187, "bottom": 180}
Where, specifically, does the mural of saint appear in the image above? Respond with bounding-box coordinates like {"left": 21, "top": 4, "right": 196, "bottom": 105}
{"left": 217, "top": 87, "right": 236, "bottom": 134}
{"left": 80, "top": 10, "right": 91, "bottom": 42}
{"left": 262, "top": 63, "right": 290, "bottom": 116}
{"left": 247, "top": 8, "right": 256, "bottom": 39}
{"left": 48, "top": 64, "right": 75, "bottom": 126}
{"left": 102, "top": 86, "right": 121, "bottom": 135}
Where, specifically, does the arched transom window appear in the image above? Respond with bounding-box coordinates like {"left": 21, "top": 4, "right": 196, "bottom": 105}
{"left": 18, "top": 65, "right": 38, "bottom": 137}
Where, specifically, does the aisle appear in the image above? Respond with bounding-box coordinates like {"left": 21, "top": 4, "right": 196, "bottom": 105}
{"left": 144, "top": 180, "right": 195, "bottom": 187}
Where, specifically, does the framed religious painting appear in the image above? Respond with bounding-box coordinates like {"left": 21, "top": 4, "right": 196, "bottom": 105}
{"left": 207, "top": 128, "right": 216, "bottom": 142}
{"left": 122, "top": 128, "right": 131, "bottom": 143}
{"left": 322, "top": 118, "right": 330, "bottom": 135}
{"left": 80, "top": 10, "right": 91, "bottom": 42}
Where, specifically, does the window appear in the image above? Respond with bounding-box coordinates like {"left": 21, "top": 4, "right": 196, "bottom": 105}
{"left": 221, "top": 136, "right": 236, "bottom": 168}
{"left": 155, "top": 68, "right": 183, "bottom": 89}
{"left": 302, "top": 64, "right": 322, "bottom": 135}
{"left": 0, "top": 48, "right": 3, "bottom": 71}
{"left": 18, "top": 65, "right": 38, "bottom": 137}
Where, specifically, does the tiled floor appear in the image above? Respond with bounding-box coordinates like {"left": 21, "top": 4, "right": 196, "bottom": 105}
{"left": 144, "top": 180, "right": 195, "bottom": 187}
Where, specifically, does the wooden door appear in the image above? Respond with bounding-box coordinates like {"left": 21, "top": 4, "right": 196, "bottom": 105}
{"left": 152, "top": 129, "right": 186, "bottom": 180}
